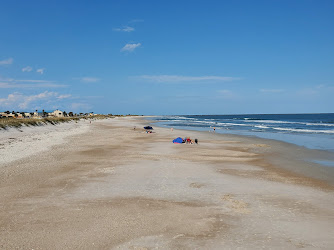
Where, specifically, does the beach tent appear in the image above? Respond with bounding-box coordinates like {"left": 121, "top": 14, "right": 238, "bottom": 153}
{"left": 173, "top": 137, "right": 184, "bottom": 144}
{"left": 144, "top": 126, "right": 153, "bottom": 130}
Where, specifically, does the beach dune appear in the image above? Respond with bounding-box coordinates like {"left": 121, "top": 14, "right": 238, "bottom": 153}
{"left": 0, "top": 117, "right": 333, "bottom": 249}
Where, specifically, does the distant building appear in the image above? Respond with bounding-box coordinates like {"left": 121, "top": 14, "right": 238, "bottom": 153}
{"left": 49, "top": 110, "right": 64, "bottom": 117}
{"left": 24, "top": 113, "right": 32, "bottom": 118}
{"left": 0, "top": 112, "right": 15, "bottom": 118}
{"left": 33, "top": 112, "right": 44, "bottom": 118}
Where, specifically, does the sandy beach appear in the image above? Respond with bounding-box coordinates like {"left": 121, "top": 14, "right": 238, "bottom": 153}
{"left": 0, "top": 117, "right": 333, "bottom": 249}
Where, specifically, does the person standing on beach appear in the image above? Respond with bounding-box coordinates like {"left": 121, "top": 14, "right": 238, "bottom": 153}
{"left": 213, "top": 127, "right": 216, "bottom": 132}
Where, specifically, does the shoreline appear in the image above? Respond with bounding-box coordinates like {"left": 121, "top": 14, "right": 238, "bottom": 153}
{"left": 148, "top": 115, "right": 334, "bottom": 153}
{"left": 1, "top": 116, "right": 333, "bottom": 248}
{"left": 150, "top": 119, "right": 334, "bottom": 184}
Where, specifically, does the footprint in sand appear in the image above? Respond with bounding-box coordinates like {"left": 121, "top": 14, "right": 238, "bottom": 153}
{"left": 253, "top": 144, "right": 270, "bottom": 148}
{"left": 221, "top": 194, "right": 250, "bottom": 214}
{"left": 189, "top": 182, "right": 206, "bottom": 188}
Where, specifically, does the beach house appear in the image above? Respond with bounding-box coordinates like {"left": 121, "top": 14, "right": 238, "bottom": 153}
{"left": 33, "top": 111, "right": 46, "bottom": 118}
{"left": 49, "top": 110, "right": 64, "bottom": 117}
{"left": 24, "top": 113, "right": 33, "bottom": 118}
{"left": 0, "top": 112, "right": 15, "bottom": 118}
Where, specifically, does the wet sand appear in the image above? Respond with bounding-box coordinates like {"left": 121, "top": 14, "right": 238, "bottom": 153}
{"left": 0, "top": 117, "right": 333, "bottom": 249}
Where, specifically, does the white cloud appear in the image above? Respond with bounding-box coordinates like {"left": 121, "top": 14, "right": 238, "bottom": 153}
{"left": 113, "top": 26, "right": 135, "bottom": 32}
{"left": 260, "top": 89, "right": 284, "bottom": 93}
{"left": 297, "top": 88, "right": 319, "bottom": 96}
{"left": 0, "top": 78, "right": 67, "bottom": 88}
{"left": 0, "top": 93, "right": 21, "bottom": 108}
{"left": 57, "top": 94, "right": 72, "bottom": 99}
{"left": 296, "top": 85, "right": 334, "bottom": 96}
{"left": 75, "top": 77, "right": 100, "bottom": 83}
{"left": 218, "top": 89, "right": 233, "bottom": 95}
{"left": 22, "top": 66, "right": 33, "bottom": 72}
{"left": 316, "top": 84, "right": 326, "bottom": 89}
{"left": 315, "top": 84, "right": 334, "bottom": 91}
{"left": 0, "top": 91, "right": 71, "bottom": 110}
{"left": 121, "top": 43, "right": 141, "bottom": 52}
{"left": 0, "top": 82, "right": 66, "bottom": 88}
{"left": 217, "top": 89, "right": 238, "bottom": 99}
{"left": 15, "top": 79, "right": 53, "bottom": 83}
{"left": 0, "top": 58, "right": 13, "bottom": 65}
{"left": 137, "top": 75, "right": 240, "bottom": 83}
{"left": 36, "top": 68, "right": 45, "bottom": 74}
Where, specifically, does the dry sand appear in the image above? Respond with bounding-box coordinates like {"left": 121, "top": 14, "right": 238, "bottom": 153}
{"left": 0, "top": 117, "right": 333, "bottom": 249}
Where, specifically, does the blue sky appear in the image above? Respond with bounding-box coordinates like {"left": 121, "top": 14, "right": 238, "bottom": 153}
{"left": 1, "top": 0, "right": 333, "bottom": 115}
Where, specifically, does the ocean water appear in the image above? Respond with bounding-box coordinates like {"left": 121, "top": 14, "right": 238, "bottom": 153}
{"left": 150, "top": 113, "right": 334, "bottom": 153}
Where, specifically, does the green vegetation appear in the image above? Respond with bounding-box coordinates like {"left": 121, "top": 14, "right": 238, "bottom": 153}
{"left": 0, "top": 115, "right": 112, "bottom": 130}
{"left": 0, "top": 117, "right": 78, "bottom": 129}
{"left": 0, "top": 114, "right": 142, "bottom": 130}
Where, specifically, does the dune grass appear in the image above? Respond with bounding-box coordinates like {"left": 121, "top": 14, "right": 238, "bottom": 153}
{"left": 0, "top": 117, "right": 83, "bottom": 129}
{"left": 0, "top": 115, "right": 130, "bottom": 129}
